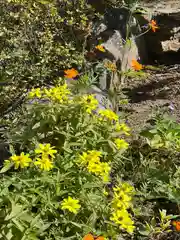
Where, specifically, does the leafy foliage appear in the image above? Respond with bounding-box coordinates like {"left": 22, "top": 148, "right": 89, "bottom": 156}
{"left": 0, "top": 0, "right": 179, "bottom": 239}
{"left": 0, "top": 84, "right": 136, "bottom": 239}
{"left": 0, "top": 0, "right": 97, "bottom": 112}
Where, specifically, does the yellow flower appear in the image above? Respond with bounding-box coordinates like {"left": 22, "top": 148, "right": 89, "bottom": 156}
{"left": 80, "top": 95, "right": 98, "bottom": 113}
{"left": 35, "top": 143, "right": 57, "bottom": 158}
{"left": 120, "top": 123, "right": 130, "bottom": 132}
{"left": 116, "top": 123, "right": 130, "bottom": 135}
{"left": 11, "top": 152, "right": 32, "bottom": 169}
{"left": 113, "top": 183, "right": 134, "bottom": 196}
{"left": 121, "top": 182, "right": 135, "bottom": 194}
{"left": 28, "top": 88, "right": 42, "bottom": 99}
{"left": 110, "top": 209, "right": 135, "bottom": 233}
{"left": 87, "top": 161, "right": 111, "bottom": 183}
{"left": 98, "top": 109, "right": 118, "bottom": 122}
{"left": 78, "top": 150, "right": 111, "bottom": 182}
{"left": 113, "top": 192, "right": 132, "bottom": 208}
{"left": 78, "top": 150, "right": 102, "bottom": 166}
{"left": 44, "top": 84, "right": 71, "bottom": 103}
{"left": 61, "top": 196, "right": 81, "bottom": 214}
{"left": 110, "top": 182, "right": 135, "bottom": 234}
{"left": 100, "top": 162, "right": 111, "bottom": 183}
{"left": 114, "top": 139, "right": 129, "bottom": 150}
{"left": 88, "top": 150, "right": 102, "bottom": 158}
{"left": 34, "top": 155, "right": 53, "bottom": 171}
{"left": 95, "top": 45, "right": 105, "bottom": 52}
{"left": 64, "top": 68, "right": 79, "bottom": 79}
{"left": 87, "top": 161, "right": 102, "bottom": 174}
{"left": 104, "top": 61, "right": 117, "bottom": 72}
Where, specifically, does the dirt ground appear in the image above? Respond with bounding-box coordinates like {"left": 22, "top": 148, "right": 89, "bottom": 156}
{"left": 122, "top": 65, "right": 180, "bottom": 133}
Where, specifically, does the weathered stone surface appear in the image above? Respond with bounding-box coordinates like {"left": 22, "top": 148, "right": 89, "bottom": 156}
{"left": 92, "top": 7, "right": 147, "bottom": 89}
{"left": 87, "top": 85, "right": 113, "bottom": 110}
{"left": 139, "top": 0, "right": 180, "bottom": 64}
{"left": 0, "top": 142, "right": 12, "bottom": 168}
{"left": 140, "top": 0, "right": 180, "bottom": 14}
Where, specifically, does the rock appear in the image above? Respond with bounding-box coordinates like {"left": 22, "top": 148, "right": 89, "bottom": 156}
{"left": 139, "top": 0, "right": 180, "bottom": 64}
{"left": 140, "top": 0, "right": 180, "bottom": 14}
{"left": 0, "top": 142, "right": 12, "bottom": 168}
{"left": 91, "top": 7, "right": 148, "bottom": 89}
{"left": 87, "top": 85, "right": 113, "bottom": 110}
{"left": 0, "top": 125, "right": 12, "bottom": 168}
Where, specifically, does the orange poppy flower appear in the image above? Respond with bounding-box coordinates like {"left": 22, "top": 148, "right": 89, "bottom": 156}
{"left": 83, "top": 234, "right": 94, "bottom": 240}
{"left": 83, "top": 233, "right": 104, "bottom": 240}
{"left": 149, "top": 20, "right": 159, "bottom": 32}
{"left": 131, "top": 59, "right": 143, "bottom": 71}
{"left": 95, "top": 45, "right": 106, "bottom": 52}
{"left": 172, "top": 220, "right": 180, "bottom": 231}
{"left": 64, "top": 68, "right": 79, "bottom": 79}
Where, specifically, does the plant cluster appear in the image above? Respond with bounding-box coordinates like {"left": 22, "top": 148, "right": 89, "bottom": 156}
{"left": 1, "top": 0, "right": 180, "bottom": 239}
{"left": 0, "top": 83, "right": 137, "bottom": 239}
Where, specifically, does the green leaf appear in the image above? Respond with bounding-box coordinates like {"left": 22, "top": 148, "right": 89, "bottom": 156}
{"left": 32, "top": 122, "right": 40, "bottom": 130}
{"left": 12, "top": 218, "right": 25, "bottom": 232}
{"left": 5, "top": 202, "right": 24, "bottom": 221}
{"left": 69, "top": 221, "right": 82, "bottom": 229}
{"left": 0, "top": 162, "right": 14, "bottom": 173}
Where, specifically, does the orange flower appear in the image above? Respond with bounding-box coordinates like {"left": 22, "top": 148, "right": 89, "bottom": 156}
{"left": 149, "top": 20, "right": 159, "bottom": 32}
{"left": 83, "top": 233, "right": 104, "bottom": 240}
{"left": 131, "top": 59, "right": 143, "bottom": 71}
{"left": 64, "top": 68, "right": 79, "bottom": 79}
{"left": 172, "top": 220, "right": 180, "bottom": 231}
{"left": 83, "top": 234, "right": 94, "bottom": 240}
{"left": 95, "top": 45, "right": 105, "bottom": 52}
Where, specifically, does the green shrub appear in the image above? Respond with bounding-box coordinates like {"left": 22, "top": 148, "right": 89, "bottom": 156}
{"left": 0, "top": 84, "right": 136, "bottom": 239}
{"left": 0, "top": 0, "right": 98, "bottom": 112}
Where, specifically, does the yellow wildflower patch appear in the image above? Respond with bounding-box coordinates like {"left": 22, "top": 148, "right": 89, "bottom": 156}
{"left": 34, "top": 155, "right": 54, "bottom": 171}
{"left": 78, "top": 150, "right": 111, "bottom": 183}
{"left": 115, "top": 123, "right": 130, "bottom": 135}
{"left": 80, "top": 94, "right": 98, "bottom": 114}
{"left": 110, "top": 209, "right": 135, "bottom": 234}
{"left": 114, "top": 138, "right": 129, "bottom": 150}
{"left": 28, "top": 88, "right": 42, "bottom": 99}
{"left": 98, "top": 109, "right": 118, "bottom": 122}
{"left": 10, "top": 152, "right": 32, "bottom": 169}
{"left": 35, "top": 143, "right": 57, "bottom": 158}
{"left": 61, "top": 196, "right": 81, "bottom": 214}
{"left": 110, "top": 182, "right": 135, "bottom": 234}
{"left": 43, "top": 84, "right": 71, "bottom": 103}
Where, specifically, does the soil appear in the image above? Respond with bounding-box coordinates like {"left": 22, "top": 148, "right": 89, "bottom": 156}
{"left": 121, "top": 64, "right": 180, "bottom": 133}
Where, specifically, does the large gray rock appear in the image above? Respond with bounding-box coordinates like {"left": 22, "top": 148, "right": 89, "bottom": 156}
{"left": 139, "top": 0, "right": 180, "bottom": 64}
{"left": 87, "top": 85, "right": 113, "bottom": 110}
{"left": 92, "top": 7, "right": 147, "bottom": 89}
{"left": 0, "top": 142, "right": 12, "bottom": 168}
{"left": 140, "top": 0, "right": 180, "bottom": 14}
